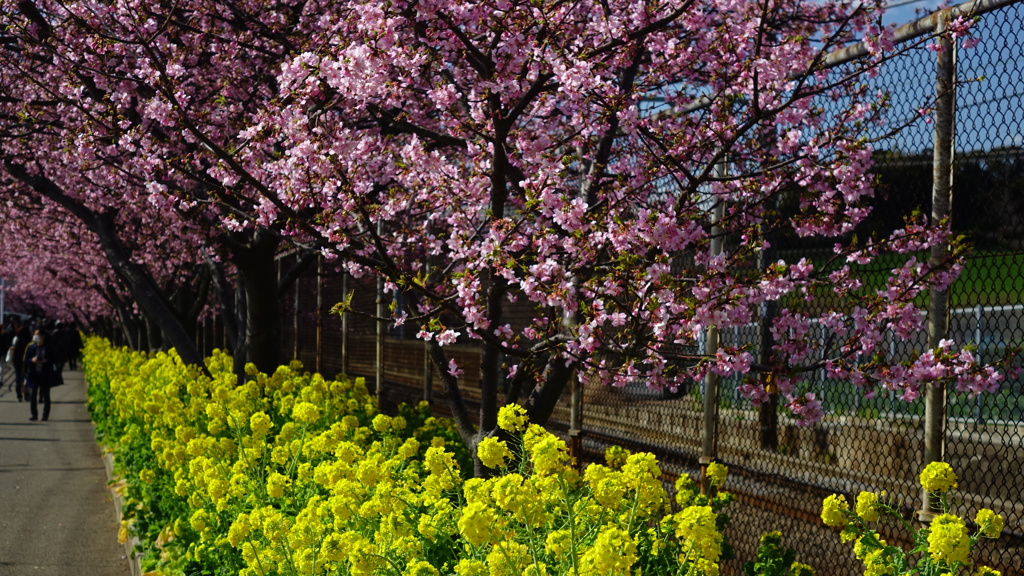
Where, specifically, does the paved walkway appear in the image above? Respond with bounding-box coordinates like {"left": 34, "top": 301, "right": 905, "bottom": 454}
{"left": 0, "top": 369, "right": 131, "bottom": 576}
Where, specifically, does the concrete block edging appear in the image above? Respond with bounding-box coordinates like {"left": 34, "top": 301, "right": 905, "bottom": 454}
{"left": 101, "top": 449, "right": 144, "bottom": 576}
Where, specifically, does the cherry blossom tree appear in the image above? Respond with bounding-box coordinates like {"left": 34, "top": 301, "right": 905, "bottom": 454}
{"left": 235, "top": 0, "right": 1000, "bottom": 460}
{"left": 0, "top": 202, "right": 114, "bottom": 323}
{"left": 0, "top": 0, "right": 1004, "bottom": 468}
{"left": 0, "top": 0, "right": 323, "bottom": 372}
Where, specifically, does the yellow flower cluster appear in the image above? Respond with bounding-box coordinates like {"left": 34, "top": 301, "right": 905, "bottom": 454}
{"left": 927, "top": 513, "right": 970, "bottom": 564}
{"left": 822, "top": 463, "right": 1006, "bottom": 576}
{"left": 820, "top": 494, "right": 850, "bottom": 528}
{"left": 476, "top": 437, "right": 512, "bottom": 469}
{"left": 919, "top": 461, "right": 958, "bottom": 493}
{"left": 855, "top": 491, "right": 880, "bottom": 523}
{"left": 496, "top": 403, "right": 529, "bottom": 433}
{"left": 673, "top": 505, "right": 723, "bottom": 562}
{"left": 853, "top": 535, "right": 894, "bottom": 576}
{"left": 85, "top": 340, "right": 731, "bottom": 576}
{"left": 705, "top": 462, "right": 727, "bottom": 489}
{"left": 581, "top": 526, "right": 637, "bottom": 574}
{"left": 974, "top": 508, "right": 1004, "bottom": 539}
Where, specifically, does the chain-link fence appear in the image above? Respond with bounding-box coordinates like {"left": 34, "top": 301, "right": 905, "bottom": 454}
{"left": 191, "top": 1, "right": 1024, "bottom": 574}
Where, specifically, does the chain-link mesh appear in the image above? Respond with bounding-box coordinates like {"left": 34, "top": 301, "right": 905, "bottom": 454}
{"left": 218, "top": 3, "right": 1024, "bottom": 574}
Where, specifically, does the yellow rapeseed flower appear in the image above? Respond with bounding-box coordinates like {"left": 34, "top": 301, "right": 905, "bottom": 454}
{"left": 584, "top": 526, "right": 637, "bottom": 573}
{"left": 974, "top": 508, "right": 1004, "bottom": 538}
{"left": 398, "top": 437, "right": 421, "bottom": 460}
{"left": 920, "top": 462, "right": 958, "bottom": 493}
{"left": 497, "top": 404, "right": 529, "bottom": 433}
{"left": 927, "top": 513, "right": 970, "bottom": 565}
{"left": 458, "top": 501, "right": 498, "bottom": 546}
{"left": 292, "top": 402, "right": 321, "bottom": 424}
{"left": 189, "top": 509, "right": 210, "bottom": 533}
{"left": 266, "top": 472, "right": 291, "bottom": 499}
{"left": 790, "top": 562, "right": 815, "bottom": 576}
{"left": 674, "top": 505, "right": 722, "bottom": 562}
{"left": 821, "top": 494, "right": 850, "bottom": 528}
{"left": 604, "top": 445, "right": 631, "bottom": 469}
{"left": 405, "top": 560, "right": 439, "bottom": 576}
{"left": 249, "top": 412, "right": 272, "bottom": 438}
{"left": 675, "top": 473, "right": 698, "bottom": 508}
{"left": 454, "top": 559, "right": 488, "bottom": 576}
{"left": 856, "top": 491, "right": 880, "bottom": 522}
{"left": 529, "top": 435, "right": 569, "bottom": 476}
{"left": 545, "top": 529, "right": 572, "bottom": 557}
{"left": 486, "top": 541, "right": 530, "bottom": 576}
{"left": 705, "top": 462, "right": 727, "bottom": 489}
{"left": 585, "top": 464, "right": 626, "bottom": 508}
{"left": 372, "top": 414, "right": 392, "bottom": 432}
{"left": 227, "top": 513, "right": 251, "bottom": 547}
{"left": 477, "top": 437, "right": 512, "bottom": 469}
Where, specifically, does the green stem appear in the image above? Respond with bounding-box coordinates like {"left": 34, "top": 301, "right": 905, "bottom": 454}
{"left": 245, "top": 538, "right": 268, "bottom": 576}
{"left": 559, "top": 475, "right": 581, "bottom": 576}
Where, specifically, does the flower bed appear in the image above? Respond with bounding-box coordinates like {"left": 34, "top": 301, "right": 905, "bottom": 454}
{"left": 86, "top": 336, "right": 1004, "bottom": 576}
{"left": 84, "top": 338, "right": 734, "bottom": 576}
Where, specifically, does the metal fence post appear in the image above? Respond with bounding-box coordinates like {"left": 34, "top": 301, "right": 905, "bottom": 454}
{"left": 316, "top": 256, "right": 323, "bottom": 374}
{"left": 376, "top": 221, "right": 385, "bottom": 405}
{"left": 341, "top": 273, "right": 349, "bottom": 375}
{"left": 975, "top": 304, "right": 985, "bottom": 422}
{"left": 569, "top": 371, "right": 584, "bottom": 465}
{"left": 423, "top": 262, "right": 433, "bottom": 404}
{"left": 701, "top": 162, "right": 726, "bottom": 493}
{"left": 920, "top": 11, "right": 956, "bottom": 523}
{"left": 293, "top": 268, "right": 300, "bottom": 360}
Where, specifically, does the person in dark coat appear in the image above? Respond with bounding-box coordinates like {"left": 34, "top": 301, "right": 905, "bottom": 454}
{"left": 24, "top": 328, "right": 56, "bottom": 421}
{"left": 0, "top": 322, "right": 12, "bottom": 394}
{"left": 8, "top": 318, "right": 30, "bottom": 402}
{"left": 50, "top": 323, "right": 69, "bottom": 371}
{"left": 67, "top": 324, "right": 84, "bottom": 370}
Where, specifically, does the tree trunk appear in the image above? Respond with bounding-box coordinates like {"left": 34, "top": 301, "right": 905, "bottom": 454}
{"left": 231, "top": 276, "right": 249, "bottom": 379}
{"left": 230, "top": 229, "right": 282, "bottom": 376}
{"left": 144, "top": 315, "right": 162, "bottom": 351}
{"left": 207, "top": 257, "right": 240, "bottom": 353}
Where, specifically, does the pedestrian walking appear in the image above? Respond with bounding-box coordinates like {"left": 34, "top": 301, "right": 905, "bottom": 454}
{"left": 8, "top": 317, "right": 30, "bottom": 402}
{"left": 67, "top": 323, "right": 84, "bottom": 370}
{"left": 24, "top": 328, "right": 56, "bottom": 421}
{"left": 0, "top": 321, "right": 12, "bottom": 393}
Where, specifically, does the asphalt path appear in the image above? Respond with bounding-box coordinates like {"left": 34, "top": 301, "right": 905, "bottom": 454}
{"left": 0, "top": 368, "right": 131, "bottom": 576}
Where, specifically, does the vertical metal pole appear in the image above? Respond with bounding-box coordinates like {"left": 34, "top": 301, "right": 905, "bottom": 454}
{"left": 423, "top": 341, "right": 433, "bottom": 404}
{"left": 293, "top": 269, "right": 300, "bottom": 361}
{"left": 569, "top": 373, "right": 584, "bottom": 465}
{"left": 316, "top": 256, "right": 323, "bottom": 375}
{"left": 889, "top": 330, "right": 898, "bottom": 416}
{"left": 701, "top": 162, "right": 726, "bottom": 493}
{"left": 341, "top": 274, "right": 349, "bottom": 375}
{"left": 376, "top": 220, "right": 385, "bottom": 406}
{"left": 1, "top": 279, "right": 5, "bottom": 385}
{"left": 920, "top": 12, "right": 955, "bottom": 523}
{"left": 975, "top": 304, "right": 984, "bottom": 422}
{"left": 423, "top": 262, "right": 433, "bottom": 404}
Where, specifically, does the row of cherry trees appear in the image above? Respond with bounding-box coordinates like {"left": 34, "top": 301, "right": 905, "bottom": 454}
{"left": 0, "top": 0, "right": 1003, "bottom": 460}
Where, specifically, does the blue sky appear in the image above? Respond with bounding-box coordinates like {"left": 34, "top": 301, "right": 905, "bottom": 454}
{"left": 882, "top": 0, "right": 946, "bottom": 25}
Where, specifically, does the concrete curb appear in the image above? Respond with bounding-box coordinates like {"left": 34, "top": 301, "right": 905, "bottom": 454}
{"left": 101, "top": 450, "right": 144, "bottom": 576}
